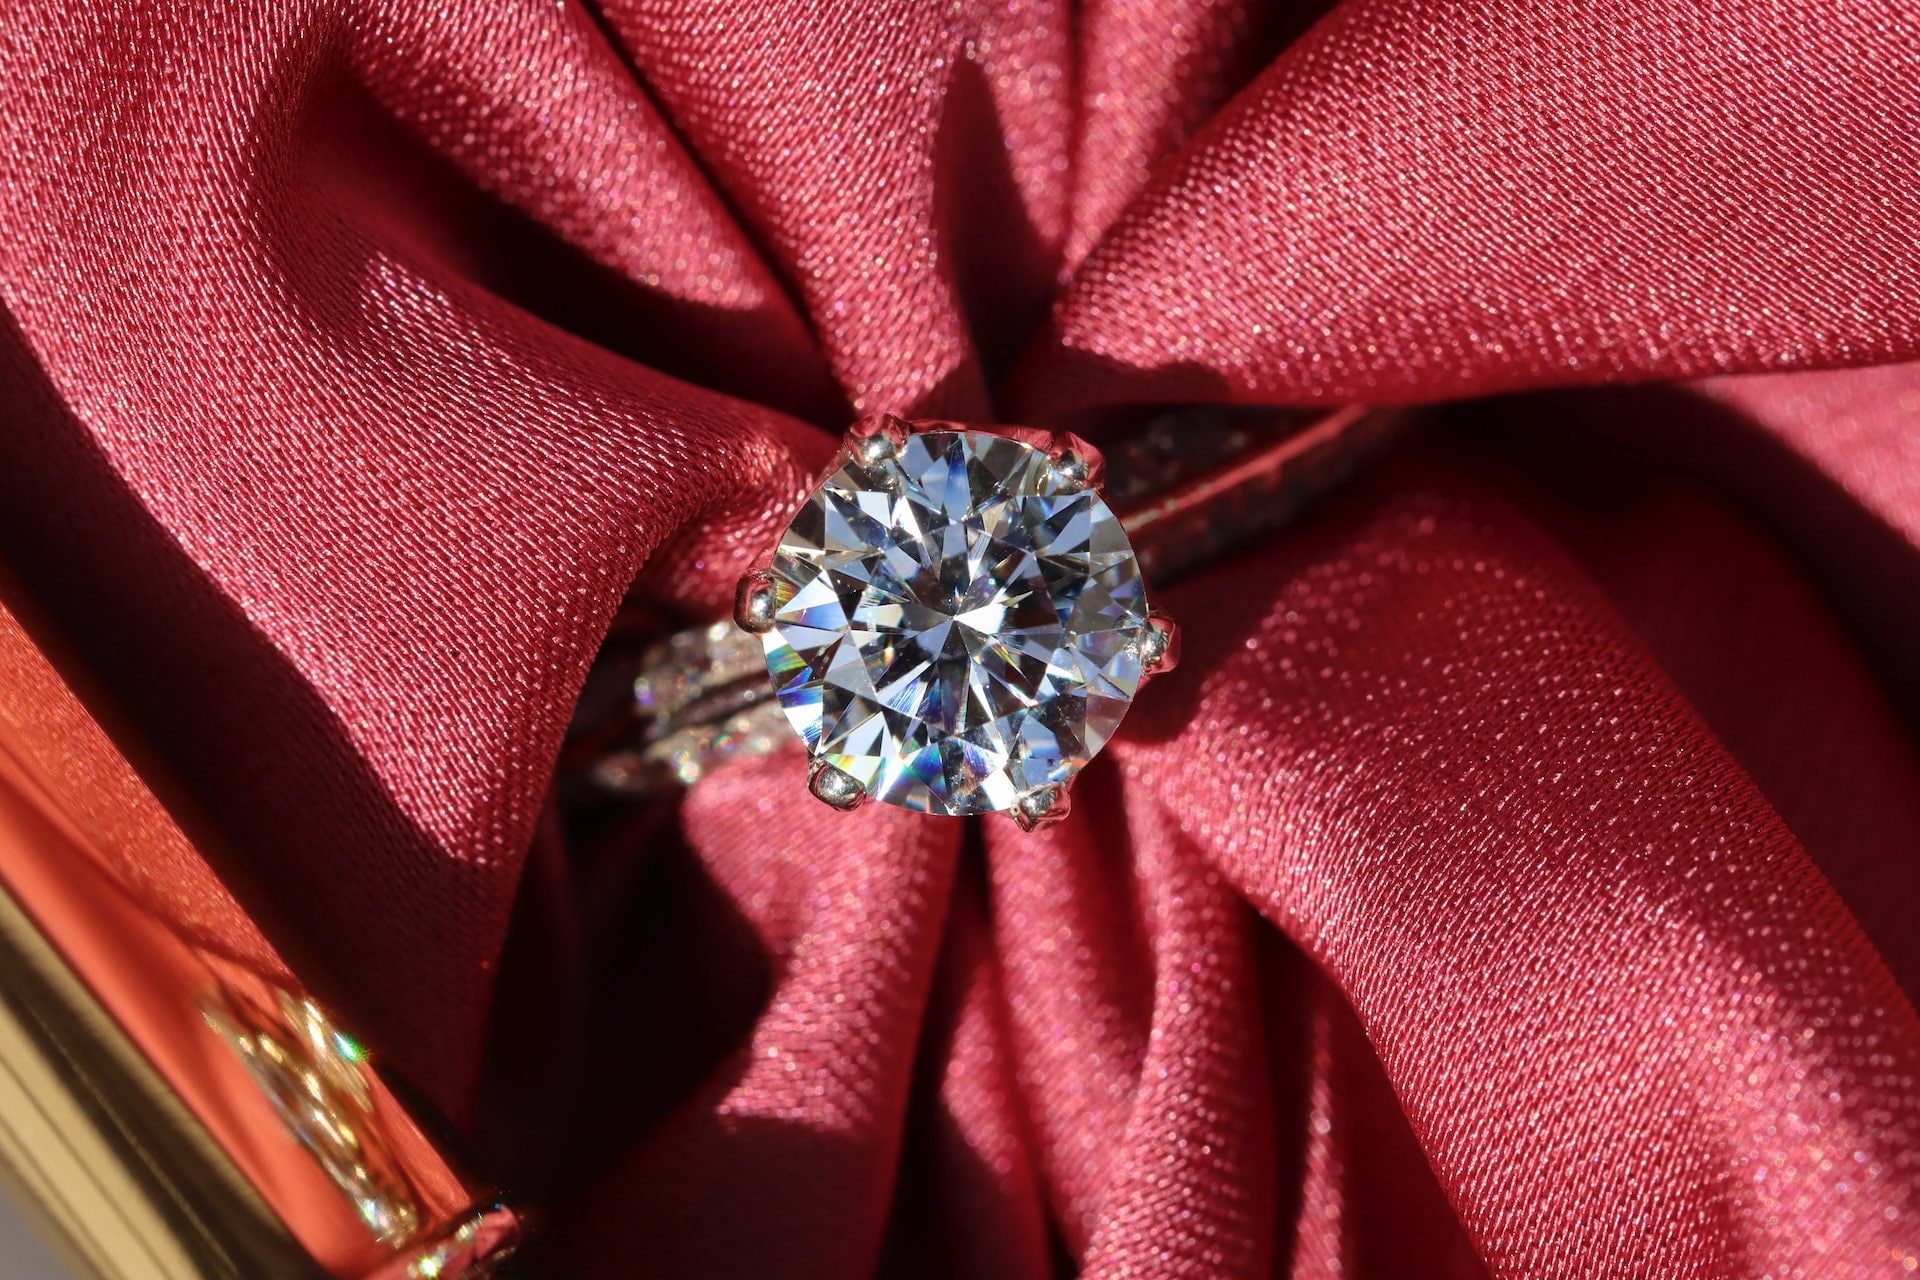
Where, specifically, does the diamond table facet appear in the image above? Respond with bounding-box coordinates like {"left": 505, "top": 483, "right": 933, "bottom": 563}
{"left": 760, "top": 429, "right": 1156, "bottom": 816}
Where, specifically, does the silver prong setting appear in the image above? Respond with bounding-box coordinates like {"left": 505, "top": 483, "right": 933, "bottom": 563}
{"left": 809, "top": 760, "right": 868, "bottom": 811}
{"left": 1049, "top": 451, "right": 1091, "bottom": 493}
{"left": 845, "top": 412, "right": 910, "bottom": 478}
{"left": 734, "top": 569, "right": 778, "bottom": 634}
{"left": 1013, "top": 783, "right": 1072, "bottom": 832}
{"left": 855, "top": 431, "right": 898, "bottom": 471}
{"left": 1046, "top": 432, "right": 1104, "bottom": 495}
{"left": 1137, "top": 610, "right": 1181, "bottom": 678}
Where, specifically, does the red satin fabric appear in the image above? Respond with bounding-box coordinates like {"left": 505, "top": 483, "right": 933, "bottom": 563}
{"left": 2, "top": 2, "right": 1917, "bottom": 1275}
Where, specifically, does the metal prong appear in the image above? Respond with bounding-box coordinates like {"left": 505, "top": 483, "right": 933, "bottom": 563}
{"left": 845, "top": 412, "right": 910, "bottom": 475}
{"left": 1047, "top": 432, "right": 1104, "bottom": 494}
{"left": 1137, "top": 610, "right": 1181, "bottom": 677}
{"left": 855, "top": 431, "right": 898, "bottom": 471}
{"left": 1049, "top": 451, "right": 1091, "bottom": 493}
{"left": 734, "top": 569, "right": 778, "bottom": 634}
{"left": 1013, "top": 782, "right": 1071, "bottom": 832}
{"left": 809, "top": 760, "right": 868, "bottom": 811}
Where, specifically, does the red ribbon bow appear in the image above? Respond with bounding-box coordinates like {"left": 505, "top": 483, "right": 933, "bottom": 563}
{"left": 2, "top": 1, "right": 1917, "bottom": 1274}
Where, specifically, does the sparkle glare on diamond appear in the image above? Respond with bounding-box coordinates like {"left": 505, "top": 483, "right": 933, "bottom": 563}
{"left": 761, "top": 429, "right": 1153, "bottom": 815}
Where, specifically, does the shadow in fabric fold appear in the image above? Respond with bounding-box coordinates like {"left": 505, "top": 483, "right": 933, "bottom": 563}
{"left": 1256, "top": 926, "right": 1487, "bottom": 1277}
{"left": 1446, "top": 394, "right": 1920, "bottom": 1004}
{"left": 933, "top": 59, "right": 1058, "bottom": 410}
{"left": 1463, "top": 385, "right": 1920, "bottom": 738}
{"left": 876, "top": 832, "right": 1058, "bottom": 1280}
{"left": 0, "top": 304, "right": 499, "bottom": 1124}
{"left": 263, "top": 54, "right": 844, "bottom": 427}
{"left": 1006, "top": 344, "right": 1245, "bottom": 438}
{"left": 473, "top": 790, "right": 773, "bottom": 1200}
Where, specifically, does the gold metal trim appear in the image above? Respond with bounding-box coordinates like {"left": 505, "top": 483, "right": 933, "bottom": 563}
{"left": 0, "top": 566, "right": 521, "bottom": 1278}
{"left": 0, "top": 874, "right": 297, "bottom": 1278}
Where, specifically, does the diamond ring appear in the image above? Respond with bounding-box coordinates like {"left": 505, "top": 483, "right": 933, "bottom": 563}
{"left": 732, "top": 415, "right": 1177, "bottom": 830}
{"left": 576, "top": 406, "right": 1402, "bottom": 828}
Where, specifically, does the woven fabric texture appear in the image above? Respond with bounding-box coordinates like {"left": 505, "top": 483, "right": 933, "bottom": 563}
{"left": 1, "top": 1, "right": 1917, "bottom": 1275}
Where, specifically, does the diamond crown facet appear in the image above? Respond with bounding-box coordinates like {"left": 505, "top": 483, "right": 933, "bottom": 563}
{"left": 759, "top": 427, "right": 1155, "bottom": 816}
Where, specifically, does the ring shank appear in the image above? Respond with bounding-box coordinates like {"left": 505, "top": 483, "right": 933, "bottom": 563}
{"left": 577, "top": 406, "right": 1406, "bottom": 798}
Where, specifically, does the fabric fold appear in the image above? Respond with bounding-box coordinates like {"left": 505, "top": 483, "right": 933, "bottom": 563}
{"left": 2, "top": 0, "right": 1917, "bottom": 1272}
{"left": 1116, "top": 453, "right": 1920, "bottom": 1273}
{"left": 1024, "top": 0, "right": 1920, "bottom": 415}
{"left": 593, "top": 0, "right": 1074, "bottom": 418}
{"left": 348, "top": 0, "right": 842, "bottom": 420}
{"left": 556, "top": 751, "right": 962, "bottom": 1278}
{"left": 0, "top": 0, "right": 830, "bottom": 1113}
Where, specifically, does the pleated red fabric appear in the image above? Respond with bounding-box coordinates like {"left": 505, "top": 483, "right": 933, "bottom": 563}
{"left": 1, "top": 1, "right": 1916, "bottom": 1275}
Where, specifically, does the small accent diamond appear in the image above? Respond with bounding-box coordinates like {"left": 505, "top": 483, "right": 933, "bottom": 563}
{"left": 760, "top": 428, "right": 1156, "bottom": 816}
